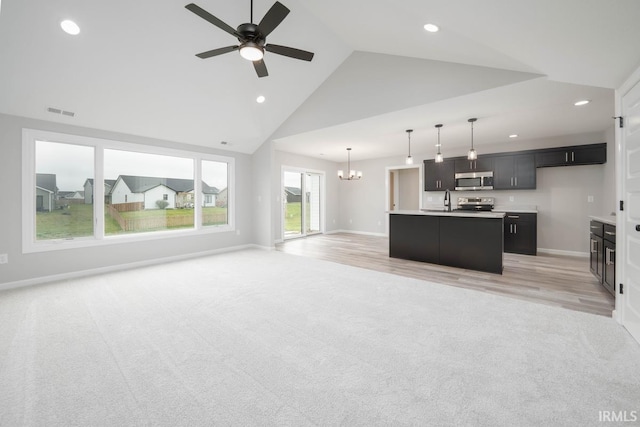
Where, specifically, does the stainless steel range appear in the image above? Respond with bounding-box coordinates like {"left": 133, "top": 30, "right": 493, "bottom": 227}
{"left": 456, "top": 196, "right": 495, "bottom": 212}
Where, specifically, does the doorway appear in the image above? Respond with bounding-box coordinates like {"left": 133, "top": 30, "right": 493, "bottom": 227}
{"left": 283, "top": 169, "right": 324, "bottom": 239}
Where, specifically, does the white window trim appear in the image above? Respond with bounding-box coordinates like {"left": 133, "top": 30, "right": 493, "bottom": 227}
{"left": 22, "top": 128, "right": 235, "bottom": 254}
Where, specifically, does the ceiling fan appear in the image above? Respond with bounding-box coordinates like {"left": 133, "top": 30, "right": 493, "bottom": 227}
{"left": 185, "top": 1, "right": 314, "bottom": 78}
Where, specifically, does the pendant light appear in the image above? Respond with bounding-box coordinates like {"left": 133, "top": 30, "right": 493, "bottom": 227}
{"left": 467, "top": 118, "right": 478, "bottom": 160}
{"left": 405, "top": 129, "right": 414, "bottom": 165}
{"left": 434, "top": 124, "right": 444, "bottom": 163}
{"left": 338, "top": 148, "right": 362, "bottom": 180}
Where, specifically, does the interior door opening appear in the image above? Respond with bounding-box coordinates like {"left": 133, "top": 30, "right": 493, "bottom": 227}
{"left": 283, "top": 169, "right": 323, "bottom": 240}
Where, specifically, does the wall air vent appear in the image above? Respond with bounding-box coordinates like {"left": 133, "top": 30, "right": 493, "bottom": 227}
{"left": 47, "top": 107, "right": 75, "bottom": 117}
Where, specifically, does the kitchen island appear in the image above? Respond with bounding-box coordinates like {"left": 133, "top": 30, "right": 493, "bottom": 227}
{"left": 389, "top": 210, "right": 505, "bottom": 274}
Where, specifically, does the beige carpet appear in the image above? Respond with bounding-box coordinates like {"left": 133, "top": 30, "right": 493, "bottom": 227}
{"left": 1, "top": 249, "right": 639, "bottom": 426}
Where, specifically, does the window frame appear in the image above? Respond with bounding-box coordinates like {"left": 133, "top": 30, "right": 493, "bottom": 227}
{"left": 22, "top": 128, "right": 235, "bottom": 254}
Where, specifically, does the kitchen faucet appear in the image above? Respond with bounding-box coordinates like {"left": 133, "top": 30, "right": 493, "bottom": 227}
{"left": 444, "top": 189, "right": 452, "bottom": 212}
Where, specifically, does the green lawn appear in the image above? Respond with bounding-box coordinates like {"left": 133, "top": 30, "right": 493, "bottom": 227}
{"left": 285, "top": 202, "right": 301, "bottom": 233}
{"left": 36, "top": 204, "right": 227, "bottom": 239}
{"left": 36, "top": 204, "right": 94, "bottom": 240}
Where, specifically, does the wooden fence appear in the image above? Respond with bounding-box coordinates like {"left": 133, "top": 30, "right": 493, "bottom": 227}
{"left": 111, "top": 202, "right": 144, "bottom": 212}
{"left": 107, "top": 207, "right": 227, "bottom": 232}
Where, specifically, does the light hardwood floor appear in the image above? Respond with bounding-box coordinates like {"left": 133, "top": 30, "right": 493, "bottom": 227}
{"left": 276, "top": 232, "right": 615, "bottom": 317}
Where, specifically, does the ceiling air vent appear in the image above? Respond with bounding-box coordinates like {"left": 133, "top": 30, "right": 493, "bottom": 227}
{"left": 47, "top": 107, "right": 75, "bottom": 117}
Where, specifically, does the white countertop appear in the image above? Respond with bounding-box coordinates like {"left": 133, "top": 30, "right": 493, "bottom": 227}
{"left": 390, "top": 209, "right": 506, "bottom": 219}
{"left": 492, "top": 205, "right": 538, "bottom": 213}
{"left": 589, "top": 215, "right": 616, "bottom": 226}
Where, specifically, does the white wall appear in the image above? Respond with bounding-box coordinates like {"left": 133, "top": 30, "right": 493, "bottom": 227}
{"left": 337, "top": 130, "right": 615, "bottom": 254}
{"left": 252, "top": 141, "right": 273, "bottom": 248}
{"left": 0, "top": 113, "right": 254, "bottom": 286}
{"left": 397, "top": 168, "right": 420, "bottom": 210}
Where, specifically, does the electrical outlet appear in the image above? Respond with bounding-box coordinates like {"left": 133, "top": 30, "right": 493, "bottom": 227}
{"left": 427, "top": 196, "right": 433, "bottom": 202}
{"left": 509, "top": 196, "right": 514, "bottom": 202}
{"left": 588, "top": 195, "right": 594, "bottom": 203}
{"left": 0, "top": 254, "right": 7, "bottom": 264}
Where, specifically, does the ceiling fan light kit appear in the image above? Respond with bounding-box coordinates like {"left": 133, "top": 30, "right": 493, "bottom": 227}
{"left": 185, "top": 1, "right": 314, "bottom": 78}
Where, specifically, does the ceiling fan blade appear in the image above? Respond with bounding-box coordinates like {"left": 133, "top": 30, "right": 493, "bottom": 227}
{"left": 258, "top": 2, "right": 290, "bottom": 37}
{"left": 196, "top": 45, "right": 239, "bottom": 59}
{"left": 185, "top": 3, "right": 241, "bottom": 39}
{"left": 265, "top": 44, "right": 314, "bottom": 61}
{"left": 253, "top": 59, "right": 269, "bottom": 78}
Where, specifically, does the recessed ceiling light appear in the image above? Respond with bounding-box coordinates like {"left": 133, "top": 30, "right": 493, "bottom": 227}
{"left": 424, "top": 23, "right": 439, "bottom": 33}
{"left": 574, "top": 100, "right": 590, "bottom": 106}
{"left": 256, "top": 95, "right": 266, "bottom": 104}
{"left": 60, "top": 19, "right": 80, "bottom": 35}
{"left": 509, "top": 134, "right": 518, "bottom": 138}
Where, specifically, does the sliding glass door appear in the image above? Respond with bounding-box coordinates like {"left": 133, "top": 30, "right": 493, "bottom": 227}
{"left": 283, "top": 169, "right": 323, "bottom": 239}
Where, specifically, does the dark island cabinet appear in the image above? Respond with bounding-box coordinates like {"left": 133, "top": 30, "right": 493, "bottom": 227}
{"left": 503, "top": 212, "right": 537, "bottom": 255}
{"left": 389, "top": 214, "right": 440, "bottom": 264}
{"left": 424, "top": 159, "right": 455, "bottom": 191}
{"left": 493, "top": 154, "right": 536, "bottom": 190}
{"left": 454, "top": 156, "right": 494, "bottom": 173}
{"left": 536, "top": 143, "right": 606, "bottom": 168}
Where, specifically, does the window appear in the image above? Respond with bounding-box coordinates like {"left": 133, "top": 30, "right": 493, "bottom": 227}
{"left": 22, "top": 129, "right": 235, "bottom": 253}
{"left": 34, "top": 141, "right": 94, "bottom": 240}
{"left": 202, "top": 159, "right": 228, "bottom": 227}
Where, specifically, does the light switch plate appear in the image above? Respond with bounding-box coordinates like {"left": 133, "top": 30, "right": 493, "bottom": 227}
{"left": 0, "top": 254, "right": 7, "bottom": 264}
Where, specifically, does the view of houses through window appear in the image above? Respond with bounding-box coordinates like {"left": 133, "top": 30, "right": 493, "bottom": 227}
{"left": 32, "top": 136, "right": 231, "bottom": 244}
{"left": 35, "top": 140, "right": 94, "bottom": 240}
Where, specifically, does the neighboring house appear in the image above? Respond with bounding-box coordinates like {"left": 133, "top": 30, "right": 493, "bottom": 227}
{"left": 61, "top": 190, "right": 84, "bottom": 200}
{"left": 83, "top": 178, "right": 116, "bottom": 204}
{"left": 110, "top": 175, "right": 219, "bottom": 209}
{"left": 216, "top": 187, "right": 228, "bottom": 208}
{"left": 36, "top": 173, "right": 58, "bottom": 212}
{"left": 284, "top": 186, "right": 301, "bottom": 203}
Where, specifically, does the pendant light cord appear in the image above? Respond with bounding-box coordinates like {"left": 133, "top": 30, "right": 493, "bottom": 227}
{"left": 250, "top": 0, "right": 253, "bottom": 23}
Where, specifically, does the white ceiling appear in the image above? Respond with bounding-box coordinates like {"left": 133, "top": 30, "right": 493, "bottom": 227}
{"left": 1, "top": 0, "right": 639, "bottom": 161}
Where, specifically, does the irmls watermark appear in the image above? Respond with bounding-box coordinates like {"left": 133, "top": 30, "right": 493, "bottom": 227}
{"left": 599, "top": 410, "right": 638, "bottom": 423}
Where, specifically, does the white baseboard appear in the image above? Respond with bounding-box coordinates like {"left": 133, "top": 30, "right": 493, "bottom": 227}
{"left": 0, "top": 244, "right": 261, "bottom": 292}
{"left": 326, "top": 229, "right": 387, "bottom": 237}
{"left": 537, "top": 248, "right": 589, "bottom": 258}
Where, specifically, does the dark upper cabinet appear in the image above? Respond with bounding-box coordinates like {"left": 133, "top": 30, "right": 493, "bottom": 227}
{"left": 454, "top": 156, "right": 494, "bottom": 173}
{"left": 493, "top": 154, "right": 536, "bottom": 189}
{"left": 536, "top": 143, "right": 606, "bottom": 168}
{"left": 424, "top": 159, "right": 455, "bottom": 191}
{"left": 503, "top": 212, "right": 537, "bottom": 255}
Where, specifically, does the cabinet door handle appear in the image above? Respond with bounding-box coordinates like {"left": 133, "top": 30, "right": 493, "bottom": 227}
{"left": 514, "top": 224, "right": 517, "bottom": 234}
{"left": 510, "top": 177, "right": 513, "bottom": 186}
{"left": 507, "top": 215, "right": 520, "bottom": 218}
{"left": 605, "top": 231, "right": 616, "bottom": 236}
{"left": 606, "top": 247, "right": 615, "bottom": 265}
{"left": 565, "top": 152, "right": 568, "bottom": 162}
{"left": 571, "top": 152, "right": 575, "bottom": 162}
{"left": 510, "top": 224, "right": 513, "bottom": 233}
{"left": 590, "top": 225, "right": 599, "bottom": 229}
{"left": 590, "top": 239, "right": 597, "bottom": 253}
{"left": 515, "top": 177, "right": 518, "bottom": 186}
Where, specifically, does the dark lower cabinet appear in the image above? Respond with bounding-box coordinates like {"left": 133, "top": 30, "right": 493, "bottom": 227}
{"left": 389, "top": 213, "right": 503, "bottom": 274}
{"left": 589, "top": 234, "right": 603, "bottom": 283}
{"left": 589, "top": 219, "right": 615, "bottom": 295}
{"left": 603, "top": 239, "right": 615, "bottom": 295}
{"left": 504, "top": 213, "right": 537, "bottom": 255}
{"left": 389, "top": 214, "right": 440, "bottom": 264}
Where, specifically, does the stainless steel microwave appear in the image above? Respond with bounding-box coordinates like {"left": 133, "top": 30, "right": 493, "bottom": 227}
{"left": 455, "top": 171, "right": 494, "bottom": 191}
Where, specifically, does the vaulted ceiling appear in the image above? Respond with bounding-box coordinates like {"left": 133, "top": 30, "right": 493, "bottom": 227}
{"left": 1, "top": 0, "right": 639, "bottom": 162}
